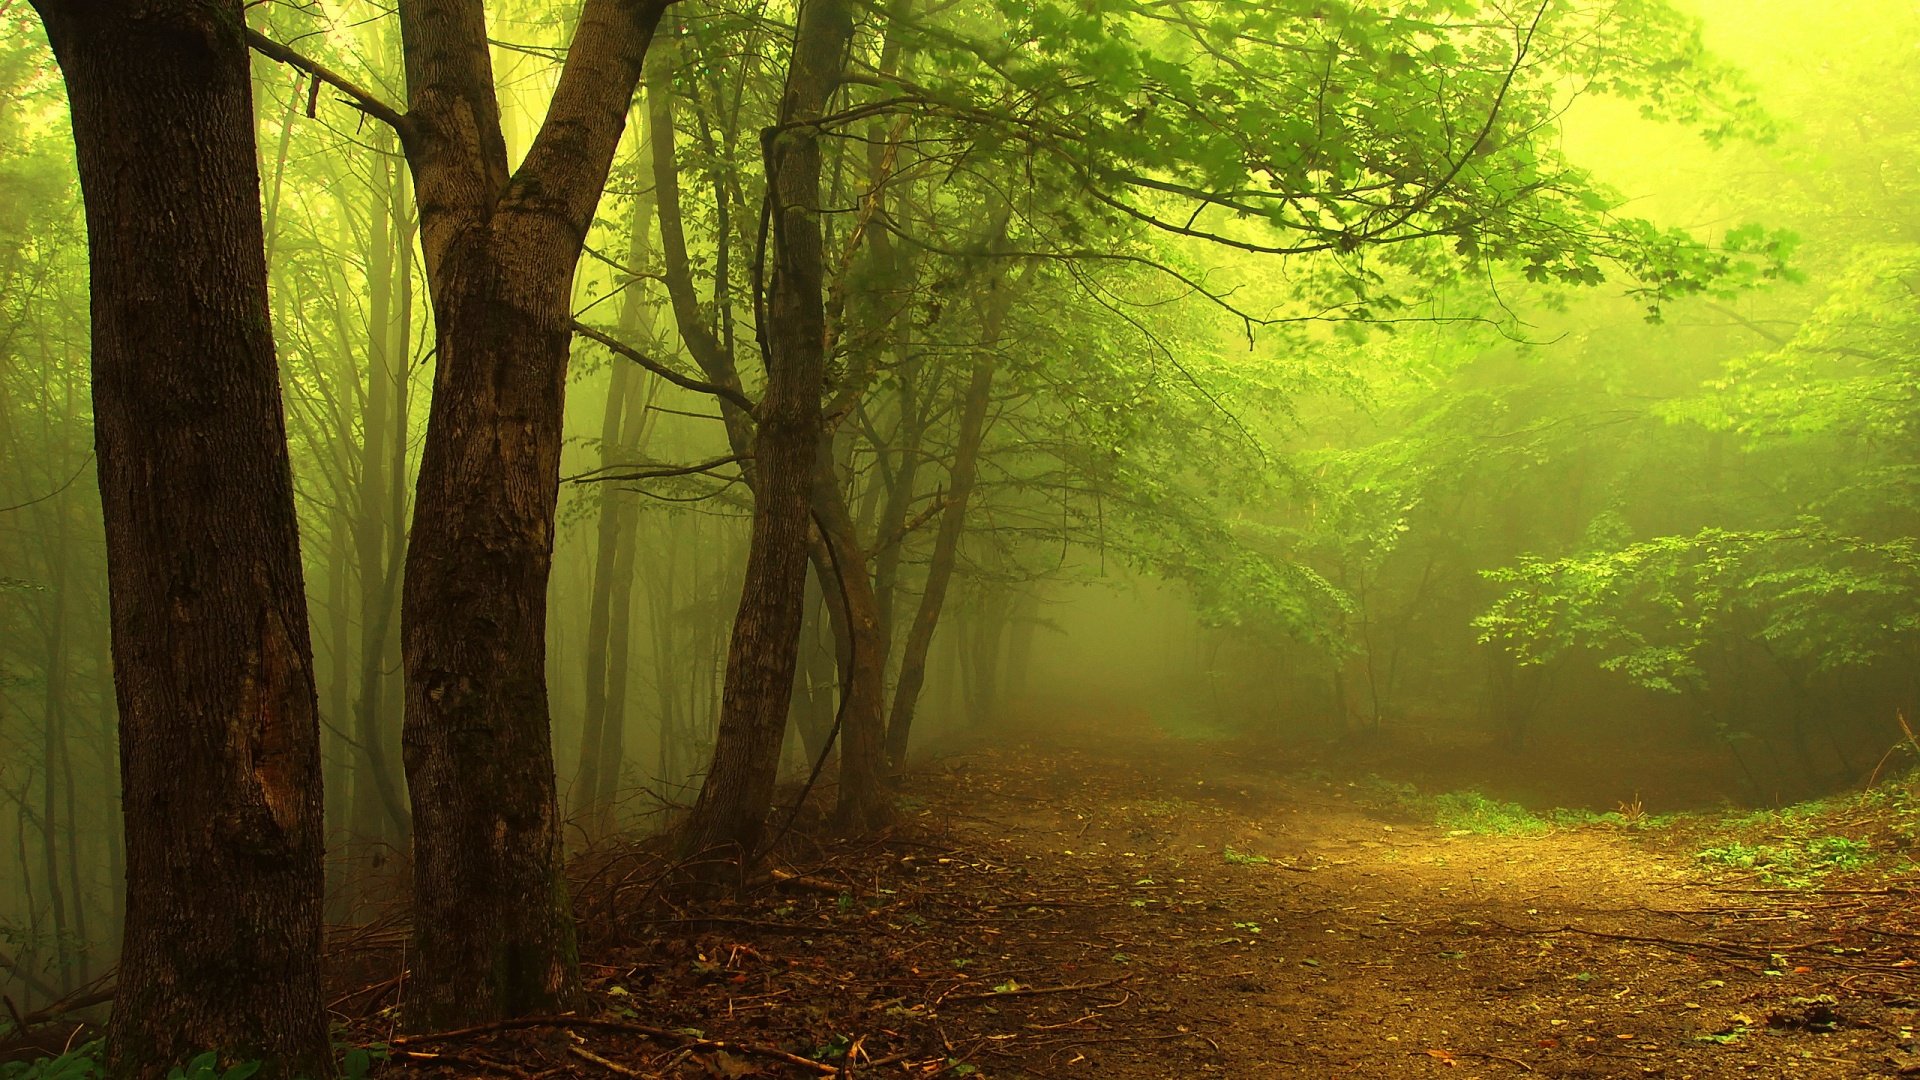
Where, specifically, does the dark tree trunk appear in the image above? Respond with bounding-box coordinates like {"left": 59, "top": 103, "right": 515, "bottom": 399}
{"left": 679, "top": 0, "right": 855, "bottom": 860}
{"left": 31, "top": 1, "right": 330, "bottom": 1073}
{"left": 393, "top": 0, "right": 669, "bottom": 1029}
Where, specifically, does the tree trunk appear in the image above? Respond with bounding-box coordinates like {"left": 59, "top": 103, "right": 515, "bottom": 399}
{"left": 577, "top": 134, "right": 659, "bottom": 825}
{"left": 351, "top": 142, "right": 411, "bottom": 845}
{"left": 38, "top": 494, "right": 74, "bottom": 993}
{"left": 788, "top": 586, "right": 838, "bottom": 764}
{"left": 885, "top": 263, "right": 1011, "bottom": 764}
{"left": 574, "top": 360, "right": 633, "bottom": 820}
{"left": 591, "top": 455, "right": 643, "bottom": 814}
{"left": 31, "top": 1, "right": 330, "bottom": 1072}
{"left": 679, "top": 0, "right": 855, "bottom": 861}
{"left": 808, "top": 443, "right": 891, "bottom": 830}
{"left": 393, "top": 0, "right": 669, "bottom": 1029}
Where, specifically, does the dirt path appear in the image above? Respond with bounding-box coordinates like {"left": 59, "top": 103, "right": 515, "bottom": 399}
{"left": 359, "top": 715, "right": 1920, "bottom": 1079}
{"left": 891, "top": 718, "right": 1913, "bottom": 1078}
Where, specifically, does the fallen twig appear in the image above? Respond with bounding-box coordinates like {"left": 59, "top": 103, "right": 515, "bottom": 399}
{"left": 392, "top": 1014, "right": 836, "bottom": 1075}
{"left": 568, "top": 1045, "right": 648, "bottom": 1077}
{"left": 939, "top": 977, "right": 1128, "bottom": 1005}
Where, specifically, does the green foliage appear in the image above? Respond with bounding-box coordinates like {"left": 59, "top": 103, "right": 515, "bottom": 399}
{"left": 1478, "top": 526, "right": 1920, "bottom": 691}
{"left": 1477, "top": 242, "right": 1920, "bottom": 706}
{"left": 166, "top": 1054, "right": 260, "bottom": 1080}
{"left": 1428, "top": 791, "right": 1552, "bottom": 836}
{"left": 1696, "top": 835, "right": 1874, "bottom": 886}
{"left": 1345, "top": 775, "right": 1672, "bottom": 835}
{"left": 1221, "top": 846, "right": 1270, "bottom": 866}
{"left": 1, "top": 1042, "right": 100, "bottom": 1080}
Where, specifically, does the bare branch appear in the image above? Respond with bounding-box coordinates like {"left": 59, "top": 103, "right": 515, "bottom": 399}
{"left": 243, "top": 28, "right": 409, "bottom": 133}
{"left": 570, "top": 319, "right": 758, "bottom": 415}
{"left": 564, "top": 454, "right": 746, "bottom": 484}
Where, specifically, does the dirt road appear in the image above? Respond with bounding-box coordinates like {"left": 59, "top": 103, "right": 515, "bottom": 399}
{"left": 896, "top": 719, "right": 1911, "bottom": 1078}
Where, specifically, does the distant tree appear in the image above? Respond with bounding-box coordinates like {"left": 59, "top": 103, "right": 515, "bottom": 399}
{"left": 27, "top": 0, "right": 328, "bottom": 1074}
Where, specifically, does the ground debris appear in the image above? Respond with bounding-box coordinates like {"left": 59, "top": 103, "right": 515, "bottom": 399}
{"left": 330, "top": 716, "right": 1920, "bottom": 1078}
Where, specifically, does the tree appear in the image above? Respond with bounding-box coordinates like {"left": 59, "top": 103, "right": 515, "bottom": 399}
{"left": 28, "top": 0, "right": 328, "bottom": 1073}
{"left": 251, "top": 0, "right": 674, "bottom": 1027}
{"left": 677, "top": 0, "right": 859, "bottom": 860}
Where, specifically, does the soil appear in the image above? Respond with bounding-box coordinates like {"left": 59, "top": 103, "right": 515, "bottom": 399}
{"left": 339, "top": 711, "right": 1920, "bottom": 1078}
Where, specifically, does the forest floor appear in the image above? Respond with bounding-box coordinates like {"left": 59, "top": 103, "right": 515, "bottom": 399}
{"left": 347, "top": 710, "right": 1920, "bottom": 1079}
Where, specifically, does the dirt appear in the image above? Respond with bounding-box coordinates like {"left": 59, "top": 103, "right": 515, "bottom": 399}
{"left": 354, "top": 712, "right": 1920, "bottom": 1079}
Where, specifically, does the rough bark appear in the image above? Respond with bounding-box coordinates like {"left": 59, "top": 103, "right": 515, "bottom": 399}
{"left": 679, "top": 0, "right": 855, "bottom": 861}
{"left": 394, "top": 0, "right": 670, "bottom": 1030}
{"left": 31, "top": 0, "right": 330, "bottom": 1072}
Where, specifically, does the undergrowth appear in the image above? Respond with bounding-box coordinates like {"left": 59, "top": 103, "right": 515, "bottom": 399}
{"left": 0, "top": 1042, "right": 384, "bottom": 1080}
{"left": 1334, "top": 767, "right": 1920, "bottom": 888}
{"left": 1344, "top": 775, "right": 1672, "bottom": 836}
{"left": 1685, "top": 781, "right": 1920, "bottom": 886}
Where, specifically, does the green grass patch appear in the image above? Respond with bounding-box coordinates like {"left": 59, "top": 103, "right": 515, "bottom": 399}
{"left": 1344, "top": 774, "right": 1679, "bottom": 836}
{"left": 1696, "top": 833, "right": 1876, "bottom": 886}
{"left": 1428, "top": 791, "right": 1554, "bottom": 835}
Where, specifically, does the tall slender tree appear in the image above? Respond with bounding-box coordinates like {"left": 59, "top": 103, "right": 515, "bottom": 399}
{"left": 679, "top": 0, "right": 857, "bottom": 859}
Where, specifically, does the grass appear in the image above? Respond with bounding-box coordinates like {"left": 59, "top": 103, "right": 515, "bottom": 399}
{"left": 1222, "top": 845, "right": 1271, "bottom": 866}
{"left": 1343, "top": 774, "right": 1680, "bottom": 837}
{"left": 1348, "top": 775, "right": 1634, "bottom": 836}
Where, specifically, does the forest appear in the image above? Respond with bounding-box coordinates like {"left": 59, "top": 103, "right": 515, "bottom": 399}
{"left": 1, "top": 0, "right": 1917, "bottom": 1075}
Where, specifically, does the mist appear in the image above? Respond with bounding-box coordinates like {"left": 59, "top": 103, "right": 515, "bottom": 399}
{"left": 3, "top": 0, "right": 1918, "bottom": 1074}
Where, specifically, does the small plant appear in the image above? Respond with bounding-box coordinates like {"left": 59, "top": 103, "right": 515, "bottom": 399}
{"left": 338, "top": 1043, "right": 389, "bottom": 1080}
{"left": 1, "top": 1041, "right": 102, "bottom": 1080}
{"left": 1697, "top": 835, "right": 1876, "bottom": 885}
{"left": 1222, "top": 846, "right": 1271, "bottom": 866}
{"left": 1697, "top": 841, "right": 1766, "bottom": 869}
{"left": 811, "top": 1034, "right": 852, "bottom": 1062}
{"left": 1430, "top": 791, "right": 1551, "bottom": 836}
{"left": 1805, "top": 835, "right": 1874, "bottom": 872}
{"left": 168, "top": 1054, "right": 261, "bottom": 1080}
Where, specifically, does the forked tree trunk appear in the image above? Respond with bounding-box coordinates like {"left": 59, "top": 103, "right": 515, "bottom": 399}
{"left": 393, "top": 0, "right": 669, "bottom": 1029}
{"left": 679, "top": 0, "right": 855, "bottom": 861}
{"left": 32, "top": 1, "right": 330, "bottom": 1073}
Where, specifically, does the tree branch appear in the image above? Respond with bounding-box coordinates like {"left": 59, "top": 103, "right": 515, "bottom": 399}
{"left": 570, "top": 320, "right": 758, "bottom": 415}
{"left": 243, "top": 28, "right": 409, "bottom": 133}
{"left": 564, "top": 454, "right": 746, "bottom": 484}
